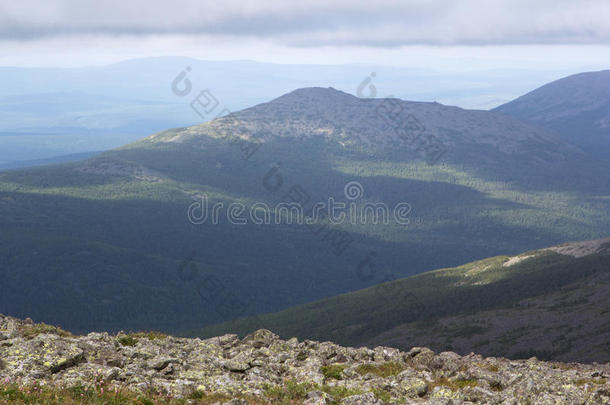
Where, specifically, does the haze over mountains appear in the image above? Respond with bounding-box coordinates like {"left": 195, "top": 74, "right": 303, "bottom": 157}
{"left": 1, "top": 82, "right": 608, "bottom": 338}
{"left": 0, "top": 56, "right": 577, "bottom": 167}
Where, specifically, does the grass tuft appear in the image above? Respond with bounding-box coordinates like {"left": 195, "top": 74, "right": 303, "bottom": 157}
{"left": 117, "top": 336, "right": 139, "bottom": 347}
{"left": 320, "top": 364, "right": 347, "bottom": 380}
{"left": 429, "top": 377, "right": 478, "bottom": 391}
{"left": 19, "top": 322, "right": 73, "bottom": 339}
{"left": 127, "top": 331, "right": 168, "bottom": 340}
{"left": 355, "top": 361, "right": 405, "bottom": 378}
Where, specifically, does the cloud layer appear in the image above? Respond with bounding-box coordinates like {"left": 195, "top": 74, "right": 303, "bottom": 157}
{"left": 2, "top": 0, "right": 610, "bottom": 46}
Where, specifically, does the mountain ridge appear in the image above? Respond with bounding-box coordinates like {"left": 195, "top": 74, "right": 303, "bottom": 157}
{"left": 152, "top": 86, "right": 585, "bottom": 167}
{"left": 192, "top": 236, "right": 610, "bottom": 363}
{"left": 494, "top": 69, "right": 610, "bottom": 159}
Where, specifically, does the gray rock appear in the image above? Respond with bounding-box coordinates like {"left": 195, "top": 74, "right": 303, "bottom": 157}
{"left": 242, "top": 329, "right": 277, "bottom": 348}
{"left": 0, "top": 313, "right": 608, "bottom": 404}
{"left": 223, "top": 359, "right": 250, "bottom": 372}
{"left": 147, "top": 356, "right": 177, "bottom": 371}
{"left": 340, "top": 392, "right": 382, "bottom": 404}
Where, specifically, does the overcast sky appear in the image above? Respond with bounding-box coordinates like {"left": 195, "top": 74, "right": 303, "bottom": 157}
{"left": 1, "top": 0, "right": 610, "bottom": 72}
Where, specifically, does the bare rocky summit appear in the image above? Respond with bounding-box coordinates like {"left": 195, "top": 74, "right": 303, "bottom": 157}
{"left": 149, "top": 87, "right": 573, "bottom": 159}
{"left": 1, "top": 315, "right": 609, "bottom": 404}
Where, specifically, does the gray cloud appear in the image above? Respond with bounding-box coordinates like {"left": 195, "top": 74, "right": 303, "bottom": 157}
{"left": 1, "top": 0, "right": 610, "bottom": 46}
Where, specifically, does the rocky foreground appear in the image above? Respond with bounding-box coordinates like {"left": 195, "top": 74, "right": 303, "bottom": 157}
{"left": 0, "top": 315, "right": 609, "bottom": 404}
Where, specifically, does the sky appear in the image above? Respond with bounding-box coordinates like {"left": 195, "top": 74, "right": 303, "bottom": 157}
{"left": 0, "top": 0, "right": 609, "bottom": 162}
{"left": 1, "top": 0, "right": 610, "bottom": 72}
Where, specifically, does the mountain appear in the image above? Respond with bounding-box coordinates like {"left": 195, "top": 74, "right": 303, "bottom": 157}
{"left": 163, "top": 86, "right": 608, "bottom": 190}
{"left": 1, "top": 315, "right": 609, "bottom": 404}
{"left": 1, "top": 88, "right": 609, "bottom": 335}
{"left": 494, "top": 70, "right": 610, "bottom": 159}
{"left": 192, "top": 237, "right": 610, "bottom": 363}
{"left": 0, "top": 56, "right": 568, "bottom": 165}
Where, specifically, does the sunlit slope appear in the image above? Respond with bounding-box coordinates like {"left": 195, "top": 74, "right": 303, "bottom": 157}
{"left": 192, "top": 238, "right": 610, "bottom": 362}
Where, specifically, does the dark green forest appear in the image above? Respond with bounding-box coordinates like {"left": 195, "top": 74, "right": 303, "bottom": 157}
{"left": 0, "top": 115, "right": 609, "bottom": 334}
{"left": 192, "top": 246, "right": 610, "bottom": 352}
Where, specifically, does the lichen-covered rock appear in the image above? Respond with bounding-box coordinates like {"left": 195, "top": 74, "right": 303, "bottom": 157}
{"left": 0, "top": 313, "right": 609, "bottom": 404}
{"left": 340, "top": 392, "right": 382, "bottom": 404}
{"left": 242, "top": 329, "right": 278, "bottom": 349}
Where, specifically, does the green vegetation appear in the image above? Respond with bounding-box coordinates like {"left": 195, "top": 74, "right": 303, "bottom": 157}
{"left": 263, "top": 380, "right": 366, "bottom": 404}
{"left": 0, "top": 381, "right": 190, "bottom": 405}
{"left": 574, "top": 378, "right": 607, "bottom": 386}
{"left": 194, "top": 247, "right": 610, "bottom": 350}
{"left": 117, "top": 336, "right": 139, "bottom": 347}
{"left": 0, "top": 118, "right": 608, "bottom": 335}
{"left": 320, "top": 364, "right": 347, "bottom": 380}
{"left": 187, "top": 391, "right": 262, "bottom": 404}
{"left": 429, "top": 377, "right": 478, "bottom": 391}
{"left": 355, "top": 362, "right": 405, "bottom": 378}
{"left": 19, "top": 322, "right": 73, "bottom": 339}
{"left": 0, "top": 381, "right": 272, "bottom": 405}
{"left": 370, "top": 387, "right": 392, "bottom": 403}
{"left": 0, "top": 379, "right": 372, "bottom": 405}
{"left": 490, "top": 381, "right": 504, "bottom": 391}
{"left": 126, "top": 331, "right": 167, "bottom": 340}
{"left": 117, "top": 330, "right": 167, "bottom": 348}
{"left": 263, "top": 380, "right": 311, "bottom": 403}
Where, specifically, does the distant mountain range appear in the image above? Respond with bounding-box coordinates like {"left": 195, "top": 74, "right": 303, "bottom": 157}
{"left": 192, "top": 237, "right": 610, "bottom": 363}
{"left": 0, "top": 57, "right": 574, "bottom": 165}
{"left": 495, "top": 69, "right": 610, "bottom": 159}
{"left": 0, "top": 86, "right": 609, "bottom": 336}
{"left": 0, "top": 151, "right": 102, "bottom": 170}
